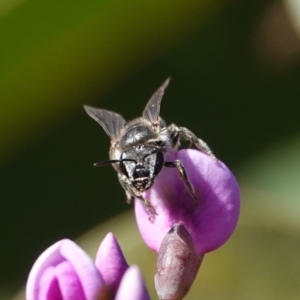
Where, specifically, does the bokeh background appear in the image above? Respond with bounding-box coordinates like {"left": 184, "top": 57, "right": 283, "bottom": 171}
{"left": 1, "top": 0, "right": 300, "bottom": 299}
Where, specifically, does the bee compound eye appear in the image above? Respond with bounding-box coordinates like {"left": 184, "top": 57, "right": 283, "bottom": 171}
{"left": 119, "top": 159, "right": 129, "bottom": 177}
{"left": 154, "top": 151, "right": 164, "bottom": 176}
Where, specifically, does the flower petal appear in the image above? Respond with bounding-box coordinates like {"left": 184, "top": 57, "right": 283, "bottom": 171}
{"left": 135, "top": 149, "right": 240, "bottom": 254}
{"left": 38, "top": 267, "right": 62, "bottom": 300}
{"left": 26, "top": 239, "right": 104, "bottom": 300}
{"left": 26, "top": 240, "right": 66, "bottom": 300}
{"left": 55, "top": 261, "right": 86, "bottom": 300}
{"left": 115, "top": 266, "right": 150, "bottom": 300}
{"left": 60, "top": 240, "right": 104, "bottom": 300}
{"left": 95, "top": 233, "right": 128, "bottom": 296}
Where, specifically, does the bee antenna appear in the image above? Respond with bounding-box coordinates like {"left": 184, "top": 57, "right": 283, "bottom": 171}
{"left": 94, "top": 158, "right": 137, "bottom": 167}
{"left": 94, "top": 160, "right": 120, "bottom": 167}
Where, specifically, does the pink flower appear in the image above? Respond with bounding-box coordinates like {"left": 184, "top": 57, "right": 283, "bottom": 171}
{"left": 134, "top": 149, "right": 240, "bottom": 299}
{"left": 26, "top": 233, "right": 150, "bottom": 300}
{"left": 135, "top": 149, "right": 240, "bottom": 255}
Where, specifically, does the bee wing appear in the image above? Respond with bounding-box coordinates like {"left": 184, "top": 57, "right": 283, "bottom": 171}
{"left": 84, "top": 105, "right": 126, "bottom": 139}
{"left": 142, "top": 78, "right": 170, "bottom": 124}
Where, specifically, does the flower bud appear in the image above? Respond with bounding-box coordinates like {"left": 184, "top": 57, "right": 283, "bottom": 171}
{"left": 26, "top": 239, "right": 104, "bottom": 300}
{"left": 95, "top": 233, "right": 129, "bottom": 298}
{"left": 26, "top": 236, "right": 150, "bottom": 300}
{"left": 155, "top": 224, "right": 204, "bottom": 300}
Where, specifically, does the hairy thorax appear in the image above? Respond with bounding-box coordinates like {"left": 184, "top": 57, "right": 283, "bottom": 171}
{"left": 120, "top": 123, "right": 155, "bottom": 149}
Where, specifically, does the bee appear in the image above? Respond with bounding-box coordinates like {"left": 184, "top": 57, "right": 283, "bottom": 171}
{"left": 84, "top": 78, "right": 216, "bottom": 217}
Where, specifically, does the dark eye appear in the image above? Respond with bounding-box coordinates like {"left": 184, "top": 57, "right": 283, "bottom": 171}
{"left": 153, "top": 152, "right": 164, "bottom": 176}
{"left": 119, "top": 160, "right": 129, "bottom": 177}
{"left": 120, "top": 152, "right": 130, "bottom": 177}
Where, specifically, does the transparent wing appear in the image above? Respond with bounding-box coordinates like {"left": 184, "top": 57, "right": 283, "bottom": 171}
{"left": 142, "top": 78, "right": 170, "bottom": 124}
{"left": 84, "top": 105, "right": 126, "bottom": 139}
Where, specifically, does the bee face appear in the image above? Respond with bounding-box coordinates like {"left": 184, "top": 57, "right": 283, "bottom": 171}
{"left": 119, "top": 145, "right": 164, "bottom": 191}
{"left": 84, "top": 78, "right": 216, "bottom": 216}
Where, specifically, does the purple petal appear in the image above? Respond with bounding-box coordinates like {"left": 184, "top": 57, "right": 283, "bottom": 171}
{"left": 95, "top": 233, "right": 129, "bottom": 296}
{"left": 55, "top": 261, "right": 86, "bottom": 300}
{"left": 60, "top": 240, "right": 104, "bottom": 299}
{"left": 26, "top": 239, "right": 104, "bottom": 300}
{"left": 38, "top": 267, "right": 62, "bottom": 300}
{"left": 135, "top": 149, "right": 240, "bottom": 255}
{"left": 37, "top": 262, "right": 86, "bottom": 300}
{"left": 115, "top": 266, "right": 150, "bottom": 300}
{"left": 26, "top": 240, "right": 66, "bottom": 300}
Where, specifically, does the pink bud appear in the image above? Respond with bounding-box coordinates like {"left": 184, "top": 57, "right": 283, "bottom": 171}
{"left": 116, "top": 266, "right": 150, "bottom": 300}
{"left": 26, "top": 239, "right": 104, "bottom": 300}
{"left": 26, "top": 236, "right": 150, "bottom": 300}
{"left": 95, "top": 233, "right": 129, "bottom": 298}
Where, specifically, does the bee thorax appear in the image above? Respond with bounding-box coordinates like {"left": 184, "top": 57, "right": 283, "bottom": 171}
{"left": 120, "top": 124, "right": 155, "bottom": 149}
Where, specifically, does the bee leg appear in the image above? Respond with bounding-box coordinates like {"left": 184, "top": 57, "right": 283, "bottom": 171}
{"left": 135, "top": 194, "right": 157, "bottom": 220}
{"left": 118, "top": 174, "right": 157, "bottom": 218}
{"left": 130, "top": 190, "right": 157, "bottom": 218}
{"left": 164, "top": 160, "right": 198, "bottom": 201}
{"left": 168, "top": 124, "right": 217, "bottom": 162}
{"left": 125, "top": 191, "right": 134, "bottom": 204}
{"left": 118, "top": 174, "right": 133, "bottom": 204}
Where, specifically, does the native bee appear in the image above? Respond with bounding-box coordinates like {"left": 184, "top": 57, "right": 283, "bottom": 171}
{"left": 84, "top": 78, "right": 216, "bottom": 217}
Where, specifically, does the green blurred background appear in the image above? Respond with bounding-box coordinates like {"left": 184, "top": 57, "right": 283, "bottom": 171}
{"left": 1, "top": 0, "right": 300, "bottom": 299}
